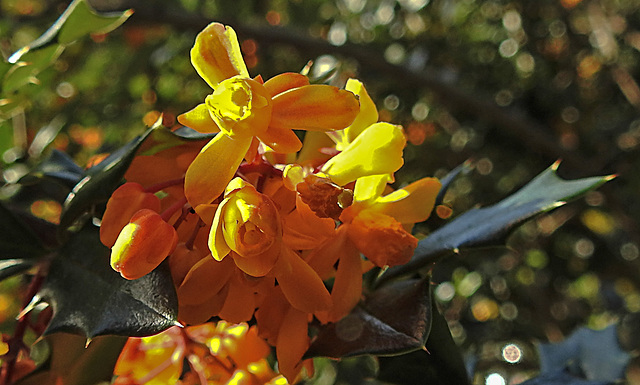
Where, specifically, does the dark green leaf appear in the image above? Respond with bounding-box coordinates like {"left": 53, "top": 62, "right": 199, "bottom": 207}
{"left": 0, "top": 201, "right": 48, "bottom": 260}
{"left": 58, "top": 125, "right": 155, "bottom": 231}
{"left": 0, "top": 259, "right": 36, "bottom": 281}
{"left": 19, "top": 149, "right": 84, "bottom": 189}
{"left": 377, "top": 291, "right": 471, "bottom": 385}
{"left": 17, "top": 333, "right": 127, "bottom": 385}
{"left": 519, "top": 371, "right": 609, "bottom": 385}
{"left": 379, "top": 163, "right": 613, "bottom": 284}
{"left": 306, "top": 277, "right": 432, "bottom": 358}
{"left": 435, "top": 160, "right": 473, "bottom": 206}
{"left": 139, "top": 124, "right": 213, "bottom": 156}
{"left": 37, "top": 224, "right": 178, "bottom": 338}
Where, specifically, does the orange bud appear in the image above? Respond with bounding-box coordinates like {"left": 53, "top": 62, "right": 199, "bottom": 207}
{"left": 100, "top": 183, "right": 161, "bottom": 248}
{"left": 111, "top": 209, "right": 179, "bottom": 280}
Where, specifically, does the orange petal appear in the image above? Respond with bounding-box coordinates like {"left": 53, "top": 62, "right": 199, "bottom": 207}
{"left": 231, "top": 240, "right": 280, "bottom": 277}
{"left": 274, "top": 246, "right": 331, "bottom": 313}
{"left": 177, "top": 103, "right": 220, "bottom": 133}
{"left": 327, "top": 242, "right": 363, "bottom": 322}
{"left": 184, "top": 134, "right": 252, "bottom": 208}
{"left": 346, "top": 210, "right": 417, "bottom": 268}
{"left": 372, "top": 177, "right": 442, "bottom": 224}
{"left": 305, "top": 227, "right": 348, "bottom": 280}
{"left": 258, "top": 125, "right": 302, "bottom": 153}
{"left": 177, "top": 256, "right": 234, "bottom": 306}
{"left": 178, "top": 286, "right": 229, "bottom": 325}
{"left": 276, "top": 306, "right": 310, "bottom": 383}
{"left": 270, "top": 85, "right": 359, "bottom": 131}
{"left": 218, "top": 271, "right": 257, "bottom": 323}
{"left": 263, "top": 72, "right": 310, "bottom": 97}
{"left": 191, "top": 23, "right": 249, "bottom": 89}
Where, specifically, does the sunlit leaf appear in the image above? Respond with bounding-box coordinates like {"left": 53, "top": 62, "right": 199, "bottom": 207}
{"left": 16, "top": 333, "right": 127, "bottom": 385}
{"left": 306, "top": 277, "right": 431, "bottom": 358}
{"left": 37, "top": 224, "right": 178, "bottom": 338}
{"left": 379, "top": 162, "right": 613, "bottom": 283}
{"left": 8, "top": 0, "right": 132, "bottom": 63}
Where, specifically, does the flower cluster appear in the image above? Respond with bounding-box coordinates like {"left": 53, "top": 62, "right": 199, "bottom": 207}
{"left": 114, "top": 322, "right": 285, "bottom": 385}
{"left": 102, "top": 22, "right": 441, "bottom": 382}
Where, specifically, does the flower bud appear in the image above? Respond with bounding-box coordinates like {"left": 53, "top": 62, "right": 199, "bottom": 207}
{"left": 111, "top": 209, "right": 178, "bottom": 280}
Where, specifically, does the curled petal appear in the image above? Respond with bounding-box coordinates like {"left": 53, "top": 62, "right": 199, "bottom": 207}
{"left": 184, "top": 134, "right": 252, "bottom": 208}
{"left": 191, "top": 23, "right": 249, "bottom": 89}
{"left": 274, "top": 246, "right": 331, "bottom": 313}
{"left": 177, "top": 103, "right": 220, "bottom": 134}
{"left": 372, "top": 177, "right": 442, "bottom": 224}
{"left": 111, "top": 209, "right": 178, "bottom": 280}
{"left": 346, "top": 210, "right": 417, "bottom": 268}
{"left": 264, "top": 72, "right": 310, "bottom": 97}
{"left": 322, "top": 122, "right": 406, "bottom": 186}
{"left": 210, "top": 198, "right": 232, "bottom": 261}
{"left": 231, "top": 242, "right": 280, "bottom": 276}
{"left": 100, "top": 182, "right": 160, "bottom": 248}
{"left": 270, "top": 85, "right": 359, "bottom": 131}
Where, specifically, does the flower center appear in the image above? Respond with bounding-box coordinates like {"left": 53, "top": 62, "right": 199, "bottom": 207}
{"left": 206, "top": 76, "right": 272, "bottom": 138}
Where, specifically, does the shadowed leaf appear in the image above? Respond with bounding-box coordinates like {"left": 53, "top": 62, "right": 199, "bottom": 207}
{"left": 0, "top": 201, "right": 48, "bottom": 260}
{"left": 38, "top": 224, "right": 178, "bottom": 338}
{"left": 379, "top": 162, "right": 613, "bottom": 284}
{"left": 306, "top": 277, "right": 431, "bottom": 358}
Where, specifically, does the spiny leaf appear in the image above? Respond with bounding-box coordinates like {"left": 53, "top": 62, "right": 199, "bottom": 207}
{"left": 377, "top": 291, "right": 470, "bottom": 385}
{"left": 37, "top": 224, "right": 178, "bottom": 338}
{"left": 0, "top": 201, "right": 48, "bottom": 260}
{"left": 58, "top": 125, "right": 155, "bottom": 231}
{"left": 379, "top": 162, "right": 613, "bottom": 284}
{"left": 306, "top": 277, "right": 431, "bottom": 358}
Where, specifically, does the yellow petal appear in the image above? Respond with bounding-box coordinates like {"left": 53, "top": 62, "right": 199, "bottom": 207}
{"left": 258, "top": 125, "right": 303, "bottom": 153}
{"left": 270, "top": 85, "right": 359, "bottom": 131}
{"left": 322, "top": 122, "right": 406, "bottom": 186}
{"left": 341, "top": 78, "right": 378, "bottom": 147}
{"left": 177, "top": 103, "right": 220, "bottom": 133}
{"left": 191, "top": 23, "right": 249, "bottom": 89}
{"left": 264, "top": 72, "right": 310, "bottom": 97}
{"left": 353, "top": 174, "right": 391, "bottom": 203}
{"left": 209, "top": 198, "right": 232, "bottom": 261}
{"left": 184, "top": 134, "right": 252, "bottom": 208}
{"left": 372, "top": 177, "right": 441, "bottom": 224}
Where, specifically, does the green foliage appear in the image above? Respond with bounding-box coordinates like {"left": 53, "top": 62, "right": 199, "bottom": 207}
{"left": 37, "top": 223, "right": 178, "bottom": 338}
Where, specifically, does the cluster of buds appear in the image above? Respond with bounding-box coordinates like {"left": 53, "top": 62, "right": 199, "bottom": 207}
{"left": 102, "top": 22, "right": 441, "bottom": 382}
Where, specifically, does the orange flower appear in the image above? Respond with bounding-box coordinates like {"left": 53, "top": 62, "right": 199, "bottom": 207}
{"left": 111, "top": 209, "right": 179, "bottom": 280}
{"left": 177, "top": 23, "right": 359, "bottom": 208}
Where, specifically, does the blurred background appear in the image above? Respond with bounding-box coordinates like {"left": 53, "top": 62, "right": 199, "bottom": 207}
{"left": 1, "top": 0, "right": 640, "bottom": 383}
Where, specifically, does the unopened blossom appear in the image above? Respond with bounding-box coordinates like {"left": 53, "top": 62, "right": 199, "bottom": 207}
{"left": 111, "top": 209, "right": 179, "bottom": 280}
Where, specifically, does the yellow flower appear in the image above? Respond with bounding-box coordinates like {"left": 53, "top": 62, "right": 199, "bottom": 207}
{"left": 178, "top": 23, "right": 359, "bottom": 209}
